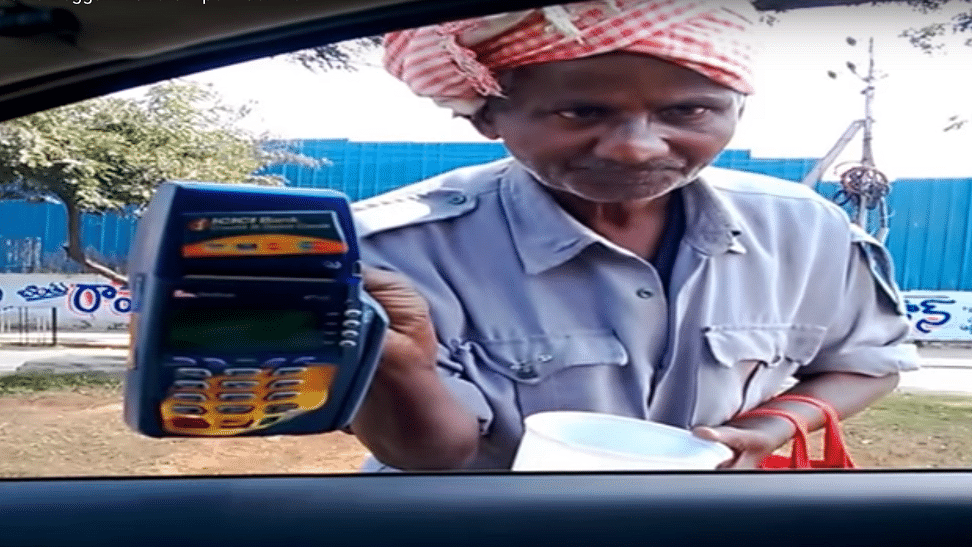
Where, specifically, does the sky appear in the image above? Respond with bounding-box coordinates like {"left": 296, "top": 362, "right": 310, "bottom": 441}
{"left": 142, "top": 2, "right": 972, "bottom": 181}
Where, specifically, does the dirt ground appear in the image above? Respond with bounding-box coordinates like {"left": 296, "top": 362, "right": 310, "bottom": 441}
{"left": 0, "top": 387, "right": 368, "bottom": 478}
{"left": 841, "top": 391, "right": 972, "bottom": 469}
{"left": 1, "top": 387, "right": 971, "bottom": 477}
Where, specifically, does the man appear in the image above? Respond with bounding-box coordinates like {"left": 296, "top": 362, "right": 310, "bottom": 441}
{"left": 349, "top": 0, "right": 918, "bottom": 471}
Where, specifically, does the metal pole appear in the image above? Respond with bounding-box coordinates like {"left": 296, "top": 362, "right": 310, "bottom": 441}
{"left": 801, "top": 120, "right": 863, "bottom": 187}
{"left": 855, "top": 202, "right": 867, "bottom": 228}
{"left": 51, "top": 307, "right": 58, "bottom": 347}
{"left": 852, "top": 37, "right": 879, "bottom": 230}
{"left": 861, "top": 37, "right": 876, "bottom": 168}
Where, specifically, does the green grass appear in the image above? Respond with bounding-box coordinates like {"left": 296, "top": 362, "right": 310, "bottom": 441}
{"left": 0, "top": 372, "right": 122, "bottom": 395}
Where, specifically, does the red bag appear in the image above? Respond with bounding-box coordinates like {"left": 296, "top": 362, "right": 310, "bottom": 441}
{"left": 738, "top": 394, "right": 856, "bottom": 470}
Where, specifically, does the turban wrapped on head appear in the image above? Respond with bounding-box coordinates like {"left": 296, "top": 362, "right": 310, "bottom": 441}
{"left": 383, "top": 0, "right": 758, "bottom": 117}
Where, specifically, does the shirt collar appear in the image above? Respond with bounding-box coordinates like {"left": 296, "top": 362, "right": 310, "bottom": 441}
{"left": 500, "top": 162, "right": 601, "bottom": 275}
{"left": 682, "top": 169, "right": 748, "bottom": 256}
{"left": 500, "top": 162, "right": 746, "bottom": 275}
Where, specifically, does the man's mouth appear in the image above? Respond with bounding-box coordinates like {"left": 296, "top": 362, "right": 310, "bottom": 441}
{"left": 570, "top": 167, "right": 683, "bottom": 184}
{"left": 571, "top": 159, "right": 685, "bottom": 171}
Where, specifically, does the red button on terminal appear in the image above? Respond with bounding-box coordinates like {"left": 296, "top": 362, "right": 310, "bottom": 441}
{"left": 170, "top": 416, "right": 210, "bottom": 429}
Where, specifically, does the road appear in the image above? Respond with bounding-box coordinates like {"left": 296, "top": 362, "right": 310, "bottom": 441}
{"left": 1, "top": 335, "right": 971, "bottom": 395}
{"left": 896, "top": 345, "right": 972, "bottom": 395}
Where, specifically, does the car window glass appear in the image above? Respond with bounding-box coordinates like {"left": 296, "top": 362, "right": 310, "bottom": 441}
{"left": 1, "top": 1, "right": 971, "bottom": 478}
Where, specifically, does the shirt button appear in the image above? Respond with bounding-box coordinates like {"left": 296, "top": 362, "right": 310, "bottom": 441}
{"left": 447, "top": 194, "right": 468, "bottom": 205}
{"left": 636, "top": 288, "right": 654, "bottom": 299}
{"left": 516, "top": 365, "right": 538, "bottom": 380}
{"left": 512, "top": 362, "right": 538, "bottom": 380}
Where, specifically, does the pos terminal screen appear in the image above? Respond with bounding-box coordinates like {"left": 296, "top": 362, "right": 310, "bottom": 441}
{"left": 166, "top": 308, "right": 326, "bottom": 354}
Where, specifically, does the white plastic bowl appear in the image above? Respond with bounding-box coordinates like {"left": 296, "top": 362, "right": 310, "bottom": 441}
{"left": 511, "top": 411, "right": 733, "bottom": 471}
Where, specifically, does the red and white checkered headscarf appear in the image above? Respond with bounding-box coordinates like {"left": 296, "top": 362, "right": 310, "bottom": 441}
{"left": 384, "top": 0, "right": 757, "bottom": 116}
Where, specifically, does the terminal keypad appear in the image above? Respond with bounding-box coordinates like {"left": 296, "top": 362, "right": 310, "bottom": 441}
{"left": 160, "top": 356, "right": 337, "bottom": 436}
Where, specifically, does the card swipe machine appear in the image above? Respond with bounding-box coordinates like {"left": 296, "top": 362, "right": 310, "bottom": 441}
{"left": 124, "top": 182, "right": 387, "bottom": 437}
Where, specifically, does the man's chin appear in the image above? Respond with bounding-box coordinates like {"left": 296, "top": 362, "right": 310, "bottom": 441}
{"left": 531, "top": 168, "right": 693, "bottom": 203}
{"left": 563, "top": 178, "right": 686, "bottom": 203}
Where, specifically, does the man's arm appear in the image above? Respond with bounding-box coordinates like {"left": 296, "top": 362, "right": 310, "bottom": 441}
{"left": 696, "top": 225, "right": 913, "bottom": 468}
{"left": 351, "top": 267, "right": 481, "bottom": 470}
{"left": 694, "top": 371, "right": 899, "bottom": 468}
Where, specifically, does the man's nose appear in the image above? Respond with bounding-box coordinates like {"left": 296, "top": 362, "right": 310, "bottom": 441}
{"left": 593, "top": 115, "right": 670, "bottom": 165}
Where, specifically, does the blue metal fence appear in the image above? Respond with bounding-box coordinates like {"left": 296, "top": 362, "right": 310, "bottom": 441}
{"left": 883, "top": 179, "right": 972, "bottom": 292}
{"left": 0, "top": 200, "right": 137, "bottom": 272}
{"left": 264, "top": 140, "right": 511, "bottom": 200}
{"left": 2, "top": 139, "right": 969, "bottom": 291}
{"left": 811, "top": 178, "right": 972, "bottom": 291}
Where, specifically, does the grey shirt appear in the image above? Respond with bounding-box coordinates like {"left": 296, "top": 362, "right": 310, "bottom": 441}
{"left": 354, "top": 158, "right": 918, "bottom": 470}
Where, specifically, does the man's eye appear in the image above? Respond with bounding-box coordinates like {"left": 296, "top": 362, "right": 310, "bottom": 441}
{"left": 555, "top": 106, "right": 612, "bottom": 120}
{"left": 662, "top": 105, "right": 714, "bottom": 121}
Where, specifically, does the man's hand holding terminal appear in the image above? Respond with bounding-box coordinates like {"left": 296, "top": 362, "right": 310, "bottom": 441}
{"left": 351, "top": 267, "right": 480, "bottom": 470}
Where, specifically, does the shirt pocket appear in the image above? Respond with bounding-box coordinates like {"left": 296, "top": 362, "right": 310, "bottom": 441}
{"left": 703, "top": 324, "right": 827, "bottom": 413}
{"left": 471, "top": 331, "right": 629, "bottom": 385}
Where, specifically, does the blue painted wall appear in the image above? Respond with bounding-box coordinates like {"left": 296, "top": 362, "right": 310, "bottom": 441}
{"left": 2, "top": 139, "right": 968, "bottom": 291}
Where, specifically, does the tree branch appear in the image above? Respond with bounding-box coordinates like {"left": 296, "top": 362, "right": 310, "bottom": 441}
{"left": 62, "top": 200, "right": 128, "bottom": 285}
{"left": 62, "top": 244, "right": 130, "bottom": 286}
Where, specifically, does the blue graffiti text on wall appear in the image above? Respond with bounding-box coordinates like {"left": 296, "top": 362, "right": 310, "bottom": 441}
{"left": 906, "top": 298, "right": 956, "bottom": 334}
{"left": 69, "top": 283, "right": 132, "bottom": 315}
{"left": 16, "top": 282, "right": 70, "bottom": 302}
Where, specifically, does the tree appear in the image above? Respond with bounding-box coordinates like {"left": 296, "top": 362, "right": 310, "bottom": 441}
{"left": 287, "top": 37, "right": 383, "bottom": 72}
{"left": 901, "top": 0, "right": 972, "bottom": 52}
{"left": 899, "top": 0, "right": 972, "bottom": 129}
{"left": 0, "top": 80, "right": 302, "bottom": 284}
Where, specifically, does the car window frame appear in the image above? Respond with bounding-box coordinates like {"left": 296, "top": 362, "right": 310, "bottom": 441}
{"left": 2, "top": 2, "right": 971, "bottom": 545}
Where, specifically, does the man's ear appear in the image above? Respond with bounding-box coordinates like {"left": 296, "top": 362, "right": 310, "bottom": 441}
{"left": 470, "top": 101, "right": 502, "bottom": 140}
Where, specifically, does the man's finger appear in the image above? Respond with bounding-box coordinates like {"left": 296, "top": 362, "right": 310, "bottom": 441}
{"left": 361, "top": 265, "right": 405, "bottom": 289}
{"left": 692, "top": 426, "right": 723, "bottom": 443}
{"left": 692, "top": 426, "right": 736, "bottom": 468}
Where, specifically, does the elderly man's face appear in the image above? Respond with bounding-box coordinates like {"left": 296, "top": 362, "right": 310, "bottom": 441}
{"left": 474, "top": 53, "right": 742, "bottom": 204}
